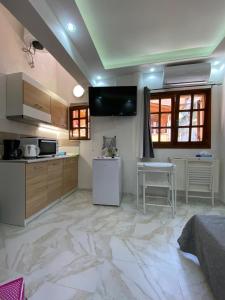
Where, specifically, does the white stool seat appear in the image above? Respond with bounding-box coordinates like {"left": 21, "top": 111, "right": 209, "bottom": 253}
{"left": 137, "top": 162, "right": 174, "bottom": 168}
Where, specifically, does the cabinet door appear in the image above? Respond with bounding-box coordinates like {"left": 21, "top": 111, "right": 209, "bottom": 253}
{"left": 47, "top": 159, "right": 63, "bottom": 204}
{"left": 51, "top": 99, "right": 68, "bottom": 129}
{"left": 23, "top": 81, "right": 51, "bottom": 114}
{"left": 26, "top": 162, "right": 48, "bottom": 218}
{"left": 63, "top": 157, "right": 78, "bottom": 195}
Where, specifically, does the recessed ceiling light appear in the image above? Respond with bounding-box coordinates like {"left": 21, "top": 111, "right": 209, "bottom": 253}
{"left": 73, "top": 85, "right": 85, "bottom": 97}
{"left": 97, "top": 76, "right": 102, "bottom": 80}
{"left": 150, "top": 67, "right": 155, "bottom": 72}
{"left": 213, "top": 61, "right": 220, "bottom": 66}
{"left": 67, "top": 23, "right": 76, "bottom": 32}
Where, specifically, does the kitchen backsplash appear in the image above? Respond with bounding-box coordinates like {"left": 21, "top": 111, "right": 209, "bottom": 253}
{"left": 0, "top": 132, "right": 80, "bottom": 158}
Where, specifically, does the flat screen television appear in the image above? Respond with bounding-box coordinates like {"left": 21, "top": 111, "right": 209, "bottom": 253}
{"left": 89, "top": 86, "right": 137, "bottom": 116}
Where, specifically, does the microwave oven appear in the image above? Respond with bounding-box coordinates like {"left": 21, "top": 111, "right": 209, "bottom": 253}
{"left": 20, "top": 138, "right": 58, "bottom": 157}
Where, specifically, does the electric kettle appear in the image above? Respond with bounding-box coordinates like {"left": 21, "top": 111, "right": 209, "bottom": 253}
{"left": 23, "top": 144, "right": 40, "bottom": 158}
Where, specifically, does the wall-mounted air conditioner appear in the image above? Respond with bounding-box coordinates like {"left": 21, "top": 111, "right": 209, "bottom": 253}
{"left": 163, "top": 63, "right": 211, "bottom": 86}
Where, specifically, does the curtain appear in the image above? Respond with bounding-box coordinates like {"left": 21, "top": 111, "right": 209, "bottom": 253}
{"left": 143, "top": 87, "right": 154, "bottom": 158}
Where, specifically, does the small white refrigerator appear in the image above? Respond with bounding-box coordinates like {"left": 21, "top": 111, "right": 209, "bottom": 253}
{"left": 92, "top": 157, "right": 122, "bottom": 206}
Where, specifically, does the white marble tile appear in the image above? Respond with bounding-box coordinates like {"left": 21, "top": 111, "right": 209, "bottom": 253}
{"left": 29, "top": 281, "right": 83, "bottom": 300}
{"left": 58, "top": 266, "right": 99, "bottom": 293}
{"left": 0, "top": 267, "right": 22, "bottom": 283}
{"left": 0, "top": 190, "right": 223, "bottom": 299}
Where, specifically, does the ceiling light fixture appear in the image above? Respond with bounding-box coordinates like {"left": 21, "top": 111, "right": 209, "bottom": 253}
{"left": 213, "top": 61, "right": 220, "bottom": 66}
{"left": 150, "top": 67, "right": 155, "bottom": 72}
{"left": 67, "top": 23, "right": 76, "bottom": 32}
{"left": 73, "top": 85, "right": 85, "bottom": 97}
{"left": 97, "top": 76, "right": 102, "bottom": 80}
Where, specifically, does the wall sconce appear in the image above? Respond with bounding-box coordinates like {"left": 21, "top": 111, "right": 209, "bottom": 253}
{"left": 73, "top": 85, "right": 85, "bottom": 97}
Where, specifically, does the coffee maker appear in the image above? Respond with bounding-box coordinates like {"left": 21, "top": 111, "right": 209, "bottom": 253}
{"left": 3, "top": 140, "right": 22, "bottom": 160}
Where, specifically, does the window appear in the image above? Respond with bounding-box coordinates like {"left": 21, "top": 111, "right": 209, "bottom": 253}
{"left": 69, "top": 105, "right": 90, "bottom": 140}
{"left": 150, "top": 89, "right": 211, "bottom": 148}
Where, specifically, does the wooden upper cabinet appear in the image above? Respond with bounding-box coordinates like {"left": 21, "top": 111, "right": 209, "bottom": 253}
{"left": 23, "top": 81, "right": 51, "bottom": 114}
{"left": 7, "top": 73, "right": 69, "bottom": 127}
{"left": 51, "top": 99, "right": 68, "bottom": 129}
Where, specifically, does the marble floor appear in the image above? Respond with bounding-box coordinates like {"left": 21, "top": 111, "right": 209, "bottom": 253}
{"left": 0, "top": 190, "right": 225, "bottom": 299}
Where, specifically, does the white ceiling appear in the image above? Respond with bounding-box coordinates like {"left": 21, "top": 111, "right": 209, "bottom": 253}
{"left": 2, "top": 0, "right": 225, "bottom": 85}
{"left": 75, "top": 0, "right": 225, "bottom": 69}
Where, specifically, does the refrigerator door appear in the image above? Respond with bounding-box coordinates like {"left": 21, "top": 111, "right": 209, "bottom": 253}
{"left": 92, "top": 158, "right": 121, "bottom": 206}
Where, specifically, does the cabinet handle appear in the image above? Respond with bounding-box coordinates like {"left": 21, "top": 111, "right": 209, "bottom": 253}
{"left": 34, "top": 104, "right": 43, "bottom": 110}
{"left": 33, "top": 165, "right": 43, "bottom": 170}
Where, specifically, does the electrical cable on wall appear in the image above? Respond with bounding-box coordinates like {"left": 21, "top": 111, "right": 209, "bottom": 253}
{"left": 22, "top": 40, "right": 44, "bottom": 68}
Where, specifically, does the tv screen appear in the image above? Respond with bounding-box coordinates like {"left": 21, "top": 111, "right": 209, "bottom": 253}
{"left": 89, "top": 86, "right": 137, "bottom": 116}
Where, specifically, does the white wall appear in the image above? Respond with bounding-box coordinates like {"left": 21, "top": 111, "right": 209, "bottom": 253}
{"left": 0, "top": 4, "right": 79, "bottom": 139}
{"left": 79, "top": 72, "right": 222, "bottom": 196}
{"left": 219, "top": 81, "right": 225, "bottom": 202}
{"left": 0, "top": 4, "right": 78, "bottom": 102}
{"left": 79, "top": 73, "right": 140, "bottom": 193}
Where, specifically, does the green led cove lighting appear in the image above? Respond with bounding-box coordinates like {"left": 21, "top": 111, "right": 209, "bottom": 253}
{"left": 75, "top": 0, "right": 225, "bottom": 69}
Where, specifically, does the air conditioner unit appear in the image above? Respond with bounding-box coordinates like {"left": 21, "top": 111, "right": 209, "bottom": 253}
{"left": 163, "top": 63, "right": 211, "bottom": 86}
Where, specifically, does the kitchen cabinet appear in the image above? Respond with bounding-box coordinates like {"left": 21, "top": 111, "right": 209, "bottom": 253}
{"left": 47, "top": 159, "right": 63, "bottom": 204}
{"left": 6, "top": 73, "right": 52, "bottom": 124}
{"left": 0, "top": 156, "right": 78, "bottom": 226}
{"left": 63, "top": 156, "right": 78, "bottom": 194}
{"left": 26, "top": 162, "right": 48, "bottom": 218}
{"left": 23, "top": 81, "right": 51, "bottom": 114}
{"left": 6, "top": 73, "right": 69, "bottom": 128}
{"left": 51, "top": 99, "right": 68, "bottom": 129}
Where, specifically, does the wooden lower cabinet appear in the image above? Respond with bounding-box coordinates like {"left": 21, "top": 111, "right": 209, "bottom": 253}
{"left": 26, "top": 162, "right": 48, "bottom": 218}
{"left": 63, "top": 156, "right": 78, "bottom": 195}
{"left": 47, "top": 159, "right": 63, "bottom": 204}
{"left": 26, "top": 156, "right": 78, "bottom": 219}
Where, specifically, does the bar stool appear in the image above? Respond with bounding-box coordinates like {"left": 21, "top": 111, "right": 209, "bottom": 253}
{"left": 137, "top": 162, "right": 176, "bottom": 217}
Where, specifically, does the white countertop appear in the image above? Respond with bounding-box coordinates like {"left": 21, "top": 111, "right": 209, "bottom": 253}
{"left": 0, "top": 154, "right": 79, "bottom": 163}
{"left": 93, "top": 156, "right": 120, "bottom": 160}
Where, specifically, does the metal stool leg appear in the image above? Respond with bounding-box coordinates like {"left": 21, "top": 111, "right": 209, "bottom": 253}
{"left": 212, "top": 190, "right": 215, "bottom": 207}
{"left": 172, "top": 188, "right": 175, "bottom": 218}
{"left": 143, "top": 173, "right": 146, "bottom": 214}
{"left": 136, "top": 170, "right": 139, "bottom": 208}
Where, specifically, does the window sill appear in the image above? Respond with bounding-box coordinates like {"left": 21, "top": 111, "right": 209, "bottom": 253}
{"left": 153, "top": 143, "right": 211, "bottom": 149}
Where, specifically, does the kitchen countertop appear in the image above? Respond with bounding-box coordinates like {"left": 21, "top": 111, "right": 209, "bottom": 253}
{"left": 0, "top": 154, "right": 79, "bottom": 163}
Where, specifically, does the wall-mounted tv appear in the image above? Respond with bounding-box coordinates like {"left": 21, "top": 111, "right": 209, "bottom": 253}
{"left": 89, "top": 86, "right": 137, "bottom": 116}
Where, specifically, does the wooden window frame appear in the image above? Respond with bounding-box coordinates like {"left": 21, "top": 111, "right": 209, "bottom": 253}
{"left": 69, "top": 105, "right": 90, "bottom": 140}
{"left": 150, "top": 89, "right": 211, "bottom": 149}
